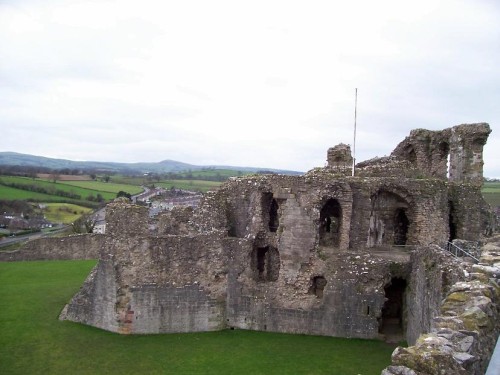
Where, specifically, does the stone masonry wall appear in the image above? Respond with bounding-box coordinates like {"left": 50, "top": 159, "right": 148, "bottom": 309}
{"left": 0, "top": 234, "right": 102, "bottom": 261}
{"left": 227, "top": 243, "right": 411, "bottom": 339}
{"left": 406, "top": 246, "right": 469, "bottom": 345}
{"left": 382, "top": 237, "right": 500, "bottom": 375}
{"left": 62, "top": 203, "right": 230, "bottom": 334}
{"left": 389, "top": 123, "right": 491, "bottom": 186}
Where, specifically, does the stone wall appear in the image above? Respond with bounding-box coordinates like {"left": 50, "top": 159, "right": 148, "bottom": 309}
{"left": 62, "top": 203, "right": 230, "bottom": 334}
{"left": 390, "top": 123, "right": 491, "bottom": 186}
{"left": 226, "top": 244, "right": 411, "bottom": 339}
{"left": 406, "top": 246, "right": 469, "bottom": 345}
{"left": 0, "top": 234, "right": 102, "bottom": 261}
{"left": 382, "top": 236, "right": 500, "bottom": 375}
{"left": 327, "top": 143, "right": 353, "bottom": 175}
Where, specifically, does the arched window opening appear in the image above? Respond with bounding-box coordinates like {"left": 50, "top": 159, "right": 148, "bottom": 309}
{"left": 252, "top": 246, "right": 280, "bottom": 282}
{"left": 308, "top": 276, "right": 327, "bottom": 298}
{"left": 394, "top": 208, "right": 409, "bottom": 246}
{"left": 269, "top": 198, "right": 279, "bottom": 232}
{"left": 319, "top": 199, "right": 342, "bottom": 247}
{"left": 378, "top": 278, "right": 406, "bottom": 341}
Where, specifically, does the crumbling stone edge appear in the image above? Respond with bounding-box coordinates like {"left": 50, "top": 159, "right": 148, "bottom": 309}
{"left": 381, "top": 236, "right": 500, "bottom": 375}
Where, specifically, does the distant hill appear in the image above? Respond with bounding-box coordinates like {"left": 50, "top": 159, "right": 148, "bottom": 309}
{"left": 0, "top": 152, "right": 303, "bottom": 175}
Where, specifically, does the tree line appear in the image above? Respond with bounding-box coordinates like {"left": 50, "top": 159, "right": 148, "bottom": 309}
{"left": 0, "top": 165, "right": 115, "bottom": 179}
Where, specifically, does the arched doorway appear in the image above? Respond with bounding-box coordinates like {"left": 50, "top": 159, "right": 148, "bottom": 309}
{"left": 379, "top": 278, "right": 406, "bottom": 341}
{"left": 319, "top": 199, "right": 342, "bottom": 247}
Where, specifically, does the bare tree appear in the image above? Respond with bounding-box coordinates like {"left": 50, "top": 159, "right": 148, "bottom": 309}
{"left": 49, "top": 172, "right": 61, "bottom": 183}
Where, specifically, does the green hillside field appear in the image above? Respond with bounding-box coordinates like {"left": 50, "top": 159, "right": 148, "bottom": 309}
{"left": 0, "top": 176, "right": 116, "bottom": 202}
{"left": 0, "top": 184, "right": 61, "bottom": 201}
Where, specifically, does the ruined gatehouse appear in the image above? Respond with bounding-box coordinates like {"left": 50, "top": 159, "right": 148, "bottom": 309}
{"left": 60, "top": 123, "right": 497, "bottom": 366}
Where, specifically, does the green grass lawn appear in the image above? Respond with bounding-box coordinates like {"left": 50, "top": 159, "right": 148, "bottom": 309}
{"left": 0, "top": 260, "right": 395, "bottom": 375}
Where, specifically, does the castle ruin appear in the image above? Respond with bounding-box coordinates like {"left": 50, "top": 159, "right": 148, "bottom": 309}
{"left": 52, "top": 123, "right": 499, "bottom": 374}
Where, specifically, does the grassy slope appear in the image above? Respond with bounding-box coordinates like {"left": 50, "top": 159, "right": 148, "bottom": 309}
{"left": 0, "top": 260, "right": 394, "bottom": 375}
{"left": 0, "top": 184, "right": 62, "bottom": 201}
{"left": 0, "top": 176, "right": 116, "bottom": 201}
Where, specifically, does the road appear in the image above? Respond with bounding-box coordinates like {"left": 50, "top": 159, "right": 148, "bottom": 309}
{"left": 0, "top": 224, "right": 69, "bottom": 248}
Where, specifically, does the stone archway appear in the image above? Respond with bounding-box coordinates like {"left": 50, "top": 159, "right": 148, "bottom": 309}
{"left": 368, "top": 190, "right": 412, "bottom": 247}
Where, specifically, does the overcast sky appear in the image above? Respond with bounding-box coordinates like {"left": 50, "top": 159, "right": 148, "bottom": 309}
{"left": 1, "top": 0, "right": 499, "bottom": 175}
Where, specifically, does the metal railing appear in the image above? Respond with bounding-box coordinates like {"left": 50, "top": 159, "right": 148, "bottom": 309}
{"left": 433, "top": 241, "right": 480, "bottom": 264}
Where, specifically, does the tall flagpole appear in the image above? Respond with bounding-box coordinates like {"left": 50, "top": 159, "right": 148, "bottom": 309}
{"left": 352, "top": 88, "right": 357, "bottom": 177}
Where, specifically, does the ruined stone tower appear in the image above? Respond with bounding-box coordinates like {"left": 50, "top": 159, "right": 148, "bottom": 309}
{"left": 327, "top": 143, "right": 353, "bottom": 175}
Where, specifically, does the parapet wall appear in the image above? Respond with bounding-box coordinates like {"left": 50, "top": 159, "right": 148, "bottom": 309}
{"left": 382, "top": 236, "right": 500, "bottom": 375}
{"left": 0, "top": 234, "right": 102, "bottom": 261}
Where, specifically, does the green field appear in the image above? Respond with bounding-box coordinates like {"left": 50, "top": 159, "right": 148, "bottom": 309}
{"left": 0, "top": 184, "right": 62, "bottom": 201}
{"left": 482, "top": 181, "right": 500, "bottom": 207}
{"left": 174, "top": 169, "right": 247, "bottom": 179}
{"left": 58, "top": 180, "right": 143, "bottom": 195}
{"left": 482, "top": 182, "right": 500, "bottom": 192}
{"left": 42, "top": 203, "right": 93, "bottom": 224}
{"left": 156, "top": 179, "right": 221, "bottom": 192}
{"left": 0, "top": 176, "right": 117, "bottom": 203}
{"left": 0, "top": 260, "right": 395, "bottom": 375}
